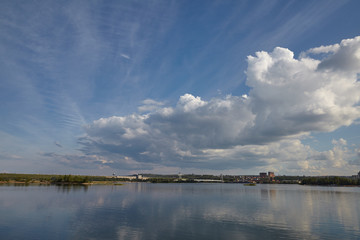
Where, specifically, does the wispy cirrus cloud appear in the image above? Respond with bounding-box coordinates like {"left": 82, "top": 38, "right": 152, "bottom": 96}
{"left": 0, "top": 0, "right": 178, "bottom": 146}
{"left": 120, "top": 54, "right": 130, "bottom": 60}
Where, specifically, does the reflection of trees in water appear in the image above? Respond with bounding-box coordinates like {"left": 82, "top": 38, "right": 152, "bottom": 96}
{"left": 309, "top": 188, "right": 360, "bottom": 233}
{"left": 55, "top": 184, "right": 89, "bottom": 193}
{"left": 265, "top": 186, "right": 360, "bottom": 237}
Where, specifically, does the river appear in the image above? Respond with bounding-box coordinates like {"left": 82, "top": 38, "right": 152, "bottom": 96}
{"left": 0, "top": 183, "right": 359, "bottom": 239}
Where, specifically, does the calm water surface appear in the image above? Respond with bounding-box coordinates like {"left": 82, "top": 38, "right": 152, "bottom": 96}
{"left": 0, "top": 183, "right": 359, "bottom": 240}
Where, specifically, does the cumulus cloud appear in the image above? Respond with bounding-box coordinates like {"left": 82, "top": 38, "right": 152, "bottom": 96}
{"left": 317, "top": 36, "right": 360, "bottom": 72}
{"left": 246, "top": 42, "right": 360, "bottom": 140}
{"left": 76, "top": 36, "right": 360, "bottom": 172}
{"left": 79, "top": 95, "right": 254, "bottom": 169}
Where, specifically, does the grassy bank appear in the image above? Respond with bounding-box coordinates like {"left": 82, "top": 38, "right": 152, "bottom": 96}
{"left": 0, "top": 173, "right": 123, "bottom": 185}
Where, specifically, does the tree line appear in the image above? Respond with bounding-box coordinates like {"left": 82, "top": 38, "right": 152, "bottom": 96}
{"left": 301, "top": 176, "right": 360, "bottom": 186}
{"left": 0, "top": 173, "right": 114, "bottom": 184}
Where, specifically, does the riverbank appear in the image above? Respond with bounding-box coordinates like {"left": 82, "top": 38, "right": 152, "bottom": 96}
{"left": 1, "top": 173, "right": 359, "bottom": 187}
{"left": 0, "top": 180, "right": 125, "bottom": 185}
{"left": 0, "top": 173, "right": 125, "bottom": 186}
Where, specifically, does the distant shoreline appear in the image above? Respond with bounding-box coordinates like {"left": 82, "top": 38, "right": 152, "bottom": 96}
{"left": 0, "top": 180, "right": 124, "bottom": 186}
{"left": 1, "top": 181, "right": 359, "bottom": 188}
{"left": 1, "top": 173, "right": 359, "bottom": 187}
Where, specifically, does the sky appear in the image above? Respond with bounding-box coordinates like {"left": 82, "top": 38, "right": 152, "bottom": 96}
{"left": 1, "top": 0, "right": 360, "bottom": 176}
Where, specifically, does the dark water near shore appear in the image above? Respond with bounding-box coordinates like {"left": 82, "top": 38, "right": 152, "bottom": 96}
{"left": 0, "top": 183, "right": 359, "bottom": 240}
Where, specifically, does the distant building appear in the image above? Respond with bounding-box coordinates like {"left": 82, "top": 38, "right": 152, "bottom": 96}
{"left": 113, "top": 174, "right": 148, "bottom": 180}
{"left": 352, "top": 171, "right": 360, "bottom": 180}
{"left": 268, "top": 172, "right": 275, "bottom": 178}
{"left": 260, "top": 172, "right": 267, "bottom": 178}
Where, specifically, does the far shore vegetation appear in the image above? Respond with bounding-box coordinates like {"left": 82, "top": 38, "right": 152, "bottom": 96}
{"left": 0, "top": 173, "right": 359, "bottom": 186}
{"left": 0, "top": 173, "right": 121, "bottom": 185}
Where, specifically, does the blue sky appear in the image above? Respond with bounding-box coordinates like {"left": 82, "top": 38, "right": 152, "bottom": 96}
{"left": 1, "top": 0, "right": 360, "bottom": 176}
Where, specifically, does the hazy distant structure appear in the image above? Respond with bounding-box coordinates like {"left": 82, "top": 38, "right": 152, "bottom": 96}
{"left": 259, "top": 172, "right": 275, "bottom": 181}
{"left": 114, "top": 174, "right": 148, "bottom": 180}
{"left": 260, "top": 172, "right": 267, "bottom": 178}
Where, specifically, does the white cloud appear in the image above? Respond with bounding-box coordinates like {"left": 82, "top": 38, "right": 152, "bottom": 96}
{"left": 304, "top": 44, "right": 340, "bottom": 55}
{"left": 246, "top": 39, "right": 360, "bottom": 139}
{"left": 138, "top": 99, "right": 165, "bottom": 112}
{"left": 120, "top": 54, "right": 130, "bottom": 59}
{"left": 317, "top": 36, "right": 360, "bottom": 72}
{"left": 177, "top": 94, "right": 207, "bottom": 112}
{"left": 332, "top": 138, "right": 347, "bottom": 146}
{"left": 142, "top": 99, "right": 164, "bottom": 106}
{"left": 76, "top": 36, "right": 360, "bottom": 173}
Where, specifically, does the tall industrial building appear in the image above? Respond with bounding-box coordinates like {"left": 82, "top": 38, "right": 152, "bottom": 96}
{"left": 259, "top": 172, "right": 267, "bottom": 178}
